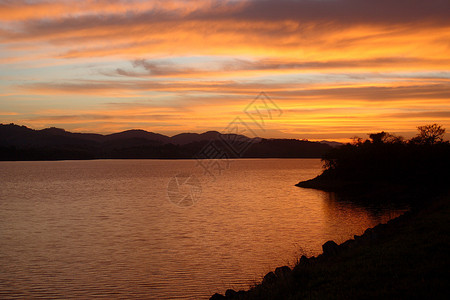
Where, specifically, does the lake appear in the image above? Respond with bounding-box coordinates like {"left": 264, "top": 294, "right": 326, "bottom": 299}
{"left": 0, "top": 159, "right": 408, "bottom": 299}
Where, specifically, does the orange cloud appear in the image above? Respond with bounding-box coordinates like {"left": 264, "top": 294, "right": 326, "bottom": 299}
{"left": 1, "top": 0, "right": 449, "bottom": 62}
{"left": 1, "top": 0, "right": 450, "bottom": 140}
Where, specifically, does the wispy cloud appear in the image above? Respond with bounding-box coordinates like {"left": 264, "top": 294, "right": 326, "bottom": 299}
{"left": 1, "top": 0, "right": 449, "bottom": 60}
{"left": 108, "top": 58, "right": 450, "bottom": 79}
{"left": 19, "top": 79, "right": 450, "bottom": 102}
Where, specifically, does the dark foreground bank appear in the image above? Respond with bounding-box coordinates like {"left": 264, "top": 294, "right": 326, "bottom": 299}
{"left": 210, "top": 192, "right": 450, "bottom": 299}
{"left": 212, "top": 127, "right": 450, "bottom": 299}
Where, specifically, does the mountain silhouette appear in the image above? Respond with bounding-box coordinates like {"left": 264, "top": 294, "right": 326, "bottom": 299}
{"left": 0, "top": 123, "right": 337, "bottom": 160}
{"left": 105, "top": 129, "right": 170, "bottom": 143}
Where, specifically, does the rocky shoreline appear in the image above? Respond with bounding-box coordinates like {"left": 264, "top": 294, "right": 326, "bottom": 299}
{"left": 210, "top": 192, "right": 450, "bottom": 299}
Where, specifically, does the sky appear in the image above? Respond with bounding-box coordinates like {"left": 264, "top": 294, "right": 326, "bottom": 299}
{"left": 1, "top": 0, "right": 449, "bottom": 141}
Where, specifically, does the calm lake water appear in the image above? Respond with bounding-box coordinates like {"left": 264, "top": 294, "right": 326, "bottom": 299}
{"left": 0, "top": 159, "right": 408, "bottom": 299}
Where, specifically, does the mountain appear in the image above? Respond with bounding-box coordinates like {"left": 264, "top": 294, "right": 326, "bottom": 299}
{"left": 246, "top": 139, "right": 334, "bottom": 158}
{"left": 105, "top": 129, "right": 170, "bottom": 143}
{"left": 319, "top": 140, "right": 343, "bottom": 148}
{"left": 0, "top": 124, "right": 103, "bottom": 147}
{"left": 0, "top": 123, "right": 333, "bottom": 160}
{"left": 170, "top": 131, "right": 222, "bottom": 145}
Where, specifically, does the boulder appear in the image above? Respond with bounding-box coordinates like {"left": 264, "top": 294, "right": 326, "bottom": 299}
{"left": 237, "top": 290, "right": 246, "bottom": 297}
{"left": 262, "top": 271, "right": 277, "bottom": 285}
{"left": 210, "top": 293, "right": 226, "bottom": 300}
{"left": 275, "top": 266, "right": 292, "bottom": 279}
{"left": 364, "top": 228, "right": 373, "bottom": 236}
{"left": 322, "top": 240, "right": 339, "bottom": 256}
{"left": 299, "top": 255, "right": 309, "bottom": 267}
{"left": 363, "top": 228, "right": 378, "bottom": 241}
{"left": 225, "top": 289, "right": 237, "bottom": 298}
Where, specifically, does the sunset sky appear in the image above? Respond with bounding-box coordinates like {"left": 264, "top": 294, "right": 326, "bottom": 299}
{"left": 1, "top": 0, "right": 449, "bottom": 141}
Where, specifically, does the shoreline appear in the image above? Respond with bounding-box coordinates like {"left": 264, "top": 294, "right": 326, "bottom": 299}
{"left": 0, "top": 157, "right": 323, "bottom": 162}
{"left": 210, "top": 191, "right": 450, "bottom": 299}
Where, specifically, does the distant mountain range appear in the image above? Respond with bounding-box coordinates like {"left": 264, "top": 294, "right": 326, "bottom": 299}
{"left": 0, "top": 123, "right": 342, "bottom": 160}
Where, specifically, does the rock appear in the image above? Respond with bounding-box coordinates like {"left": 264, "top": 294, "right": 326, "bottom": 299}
{"left": 322, "top": 240, "right": 339, "bottom": 256}
{"left": 364, "top": 228, "right": 373, "bottom": 236}
{"left": 275, "top": 266, "right": 292, "bottom": 279}
{"left": 262, "top": 271, "right": 277, "bottom": 285}
{"left": 374, "top": 223, "right": 386, "bottom": 231}
{"left": 210, "top": 293, "right": 226, "bottom": 300}
{"left": 341, "top": 239, "right": 356, "bottom": 250}
{"left": 299, "top": 255, "right": 309, "bottom": 266}
{"left": 363, "top": 228, "right": 378, "bottom": 241}
{"left": 225, "top": 289, "right": 237, "bottom": 298}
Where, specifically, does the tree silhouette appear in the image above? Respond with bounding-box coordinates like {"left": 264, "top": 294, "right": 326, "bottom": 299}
{"left": 368, "top": 131, "right": 403, "bottom": 144}
{"left": 308, "top": 124, "right": 450, "bottom": 194}
{"left": 369, "top": 131, "right": 388, "bottom": 143}
{"left": 411, "top": 124, "right": 446, "bottom": 145}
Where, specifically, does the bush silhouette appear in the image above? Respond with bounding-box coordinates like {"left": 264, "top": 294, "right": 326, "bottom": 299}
{"left": 316, "top": 124, "right": 450, "bottom": 191}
